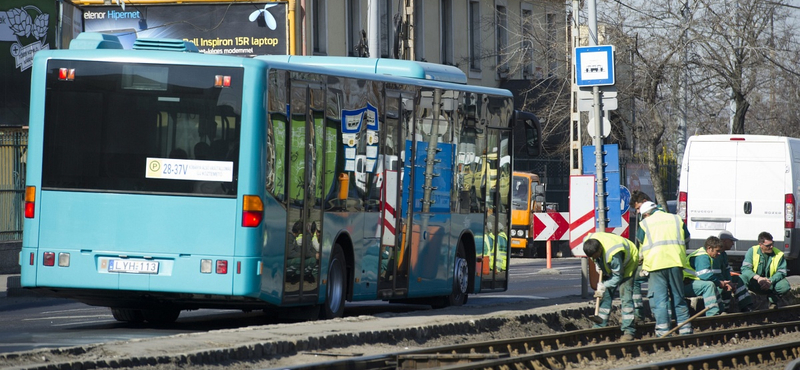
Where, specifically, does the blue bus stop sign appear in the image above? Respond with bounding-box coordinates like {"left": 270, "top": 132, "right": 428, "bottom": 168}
{"left": 620, "top": 185, "right": 630, "bottom": 214}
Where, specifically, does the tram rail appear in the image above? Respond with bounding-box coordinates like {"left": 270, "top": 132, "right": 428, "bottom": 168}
{"left": 281, "top": 305, "right": 800, "bottom": 370}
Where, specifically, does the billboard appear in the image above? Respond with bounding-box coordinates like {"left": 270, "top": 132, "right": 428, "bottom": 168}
{"left": 82, "top": 2, "right": 287, "bottom": 56}
{"left": 0, "top": 0, "right": 57, "bottom": 127}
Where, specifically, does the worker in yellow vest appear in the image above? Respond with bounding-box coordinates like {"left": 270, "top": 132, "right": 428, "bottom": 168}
{"left": 740, "top": 231, "right": 790, "bottom": 309}
{"left": 638, "top": 201, "right": 692, "bottom": 337}
{"left": 584, "top": 232, "right": 638, "bottom": 342}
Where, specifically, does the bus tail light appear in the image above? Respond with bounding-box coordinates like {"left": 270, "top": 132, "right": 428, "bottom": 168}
{"left": 214, "top": 75, "right": 231, "bottom": 88}
{"left": 58, "top": 68, "right": 75, "bottom": 81}
{"left": 242, "top": 195, "right": 264, "bottom": 227}
{"left": 786, "top": 193, "right": 795, "bottom": 229}
{"left": 678, "top": 191, "right": 687, "bottom": 223}
{"left": 43, "top": 252, "right": 55, "bottom": 266}
{"left": 25, "top": 186, "right": 35, "bottom": 218}
{"left": 216, "top": 260, "right": 228, "bottom": 274}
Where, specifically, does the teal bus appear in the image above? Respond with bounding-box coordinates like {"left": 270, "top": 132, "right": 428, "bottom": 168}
{"left": 19, "top": 33, "right": 540, "bottom": 323}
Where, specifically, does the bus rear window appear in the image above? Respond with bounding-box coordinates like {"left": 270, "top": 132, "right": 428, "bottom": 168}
{"left": 41, "top": 60, "right": 243, "bottom": 196}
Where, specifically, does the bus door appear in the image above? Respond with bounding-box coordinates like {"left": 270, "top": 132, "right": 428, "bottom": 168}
{"left": 378, "top": 91, "right": 415, "bottom": 297}
{"left": 482, "top": 126, "right": 511, "bottom": 290}
{"left": 284, "top": 81, "right": 324, "bottom": 303}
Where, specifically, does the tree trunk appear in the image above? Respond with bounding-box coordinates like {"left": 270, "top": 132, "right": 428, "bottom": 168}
{"left": 731, "top": 91, "right": 750, "bottom": 134}
{"left": 644, "top": 111, "right": 667, "bottom": 207}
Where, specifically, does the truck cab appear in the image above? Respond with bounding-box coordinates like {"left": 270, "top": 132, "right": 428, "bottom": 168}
{"left": 510, "top": 171, "right": 545, "bottom": 257}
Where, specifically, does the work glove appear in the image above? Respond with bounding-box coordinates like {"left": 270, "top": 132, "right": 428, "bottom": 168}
{"left": 594, "top": 283, "right": 607, "bottom": 298}
{"left": 639, "top": 269, "right": 649, "bottom": 277}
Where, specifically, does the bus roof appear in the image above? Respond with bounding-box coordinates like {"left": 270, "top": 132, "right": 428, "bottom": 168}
{"left": 57, "top": 34, "right": 511, "bottom": 98}
{"left": 256, "top": 55, "right": 467, "bottom": 84}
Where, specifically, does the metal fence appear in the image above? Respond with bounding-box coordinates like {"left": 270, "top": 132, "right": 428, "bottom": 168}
{"left": 0, "top": 129, "right": 27, "bottom": 241}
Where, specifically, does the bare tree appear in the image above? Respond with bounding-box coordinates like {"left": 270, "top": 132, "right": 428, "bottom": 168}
{"left": 461, "top": 4, "right": 574, "bottom": 157}
{"left": 688, "top": 0, "right": 797, "bottom": 134}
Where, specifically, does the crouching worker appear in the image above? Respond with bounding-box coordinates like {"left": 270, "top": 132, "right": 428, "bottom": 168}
{"left": 682, "top": 263, "right": 720, "bottom": 317}
{"left": 741, "top": 231, "right": 790, "bottom": 308}
{"left": 689, "top": 235, "right": 752, "bottom": 312}
{"left": 585, "top": 232, "right": 639, "bottom": 342}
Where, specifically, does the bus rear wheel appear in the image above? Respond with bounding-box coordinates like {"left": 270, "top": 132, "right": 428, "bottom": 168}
{"left": 447, "top": 242, "right": 469, "bottom": 307}
{"left": 320, "top": 244, "right": 346, "bottom": 319}
{"left": 111, "top": 308, "right": 144, "bottom": 323}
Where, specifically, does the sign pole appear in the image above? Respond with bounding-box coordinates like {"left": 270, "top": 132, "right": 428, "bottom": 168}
{"left": 587, "top": 0, "right": 607, "bottom": 231}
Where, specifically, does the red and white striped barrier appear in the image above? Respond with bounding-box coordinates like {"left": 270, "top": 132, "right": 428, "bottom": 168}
{"left": 569, "top": 175, "right": 630, "bottom": 257}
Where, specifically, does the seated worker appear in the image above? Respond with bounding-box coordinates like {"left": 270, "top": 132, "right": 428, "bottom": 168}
{"left": 711, "top": 232, "right": 753, "bottom": 312}
{"left": 688, "top": 236, "right": 752, "bottom": 313}
{"left": 584, "top": 232, "right": 638, "bottom": 342}
{"left": 741, "top": 231, "right": 790, "bottom": 308}
{"left": 682, "top": 260, "right": 720, "bottom": 317}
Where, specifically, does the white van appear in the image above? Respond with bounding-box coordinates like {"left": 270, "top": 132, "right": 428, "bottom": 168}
{"left": 677, "top": 134, "right": 800, "bottom": 274}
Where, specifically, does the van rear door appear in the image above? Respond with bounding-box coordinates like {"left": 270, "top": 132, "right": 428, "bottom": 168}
{"left": 686, "top": 138, "right": 786, "bottom": 252}
{"left": 733, "top": 140, "right": 787, "bottom": 249}
{"left": 686, "top": 140, "right": 738, "bottom": 248}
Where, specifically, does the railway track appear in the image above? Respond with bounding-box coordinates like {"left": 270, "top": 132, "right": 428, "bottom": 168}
{"left": 280, "top": 305, "right": 800, "bottom": 370}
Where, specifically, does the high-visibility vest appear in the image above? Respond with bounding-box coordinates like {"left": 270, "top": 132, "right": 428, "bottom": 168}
{"left": 586, "top": 232, "right": 639, "bottom": 278}
{"left": 496, "top": 231, "right": 508, "bottom": 270}
{"left": 688, "top": 248, "right": 721, "bottom": 277}
{"left": 750, "top": 245, "right": 784, "bottom": 278}
{"left": 640, "top": 211, "right": 687, "bottom": 271}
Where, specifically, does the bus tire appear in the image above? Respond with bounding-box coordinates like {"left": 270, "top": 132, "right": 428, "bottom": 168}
{"left": 111, "top": 308, "right": 144, "bottom": 323}
{"left": 142, "top": 309, "right": 181, "bottom": 324}
{"left": 448, "top": 242, "right": 469, "bottom": 306}
{"left": 320, "top": 244, "right": 346, "bottom": 319}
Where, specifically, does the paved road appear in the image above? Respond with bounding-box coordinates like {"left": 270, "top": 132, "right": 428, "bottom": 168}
{"left": 0, "top": 258, "right": 587, "bottom": 355}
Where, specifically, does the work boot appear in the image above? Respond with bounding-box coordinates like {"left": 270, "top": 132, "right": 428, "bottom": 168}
{"left": 770, "top": 295, "right": 788, "bottom": 308}
{"left": 752, "top": 295, "right": 770, "bottom": 310}
{"left": 620, "top": 334, "right": 635, "bottom": 342}
{"left": 634, "top": 308, "right": 645, "bottom": 322}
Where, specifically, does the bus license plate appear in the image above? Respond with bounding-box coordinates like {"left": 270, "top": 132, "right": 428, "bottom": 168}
{"left": 108, "top": 259, "right": 159, "bottom": 274}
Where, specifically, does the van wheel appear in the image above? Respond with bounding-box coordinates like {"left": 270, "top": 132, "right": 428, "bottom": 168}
{"left": 111, "top": 308, "right": 144, "bottom": 323}
{"left": 788, "top": 258, "right": 800, "bottom": 276}
{"left": 320, "top": 244, "right": 346, "bottom": 319}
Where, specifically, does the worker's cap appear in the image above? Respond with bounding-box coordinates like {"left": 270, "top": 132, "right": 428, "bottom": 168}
{"left": 638, "top": 201, "right": 658, "bottom": 215}
{"left": 719, "top": 230, "right": 738, "bottom": 241}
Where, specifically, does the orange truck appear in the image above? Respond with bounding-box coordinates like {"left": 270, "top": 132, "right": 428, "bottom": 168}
{"left": 509, "top": 171, "right": 547, "bottom": 257}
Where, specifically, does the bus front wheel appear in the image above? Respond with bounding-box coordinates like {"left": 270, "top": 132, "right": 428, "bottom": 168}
{"left": 320, "top": 244, "right": 346, "bottom": 319}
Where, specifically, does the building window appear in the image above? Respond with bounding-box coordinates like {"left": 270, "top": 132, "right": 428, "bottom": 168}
{"left": 469, "top": 0, "right": 481, "bottom": 71}
{"left": 312, "top": 0, "right": 327, "bottom": 55}
{"left": 521, "top": 4, "right": 534, "bottom": 79}
{"left": 496, "top": 3, "right": 508, "bottom": 78}
{"left": 414, "top": 1, "right": 424, "bottom": 61}
{"left": 441, "top": 0, "right": 453, "bottom": 65}
{"left": 546, "top": 13, "right": 557, "bottom": 76}
{"left": 348, "top": 0, "right": 363, "bottom": 56}
{"left": 380, "top": 0, "right": 392, "bottom": 58}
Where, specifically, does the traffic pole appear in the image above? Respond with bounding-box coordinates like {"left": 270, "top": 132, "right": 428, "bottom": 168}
{"left": 546, "top": 240, "right": 552, "bottom": 269}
